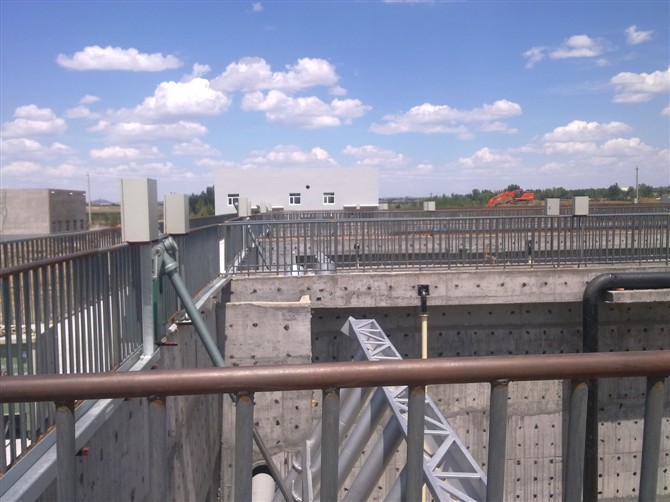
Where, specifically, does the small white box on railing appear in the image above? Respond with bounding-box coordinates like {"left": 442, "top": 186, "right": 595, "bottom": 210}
{"left": 545, "top": 198, "right": 561, "bottom": 216}
{"left": 572, "top": 196, "right": 590, "bottom": 216}
{"left": 164, "top": 194, "right": 190, "bottom": 235}
{"left": 121, "top": 178, "right": 158, "bottom": 242}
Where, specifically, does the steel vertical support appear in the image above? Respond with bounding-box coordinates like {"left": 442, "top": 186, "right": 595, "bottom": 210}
{"left": 639, "top": 376, "right": 665, "bottom": 501}
{"left": 139, "top": 244, "right": 155, "bottom": 358}
{"left": 320, "top": 387, "right": 340, "bottom": 502}
{"left": 55, "top": 400, "right": 76, "bottom": 502}
{"left": 406, "top": 385, "right": 425, "bottom": 501}
{"left": 149, "top": 396, "right": 167, "bottom": 501}
{"left": 486, "top": 379, "right": 509, "bottom": 502}
{"left": 234, "top": 391, "right": 254, "bottom": 502}
{"left": 564, "top": 380, "right": 588, "bottom": 502}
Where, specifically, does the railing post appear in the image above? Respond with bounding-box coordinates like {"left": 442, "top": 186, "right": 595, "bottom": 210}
{"left": 487, "top": 379, "right": 509, "bottom": 502}
{"left": 149, "top": 395, "right": 167, "bottom": 500}
{"left": 55, "top": 400, "right": 76, "bottom": 502}
{"left": 639, "top": 376, "right": 665, "bottom": 501}
{"left": 405, "top": 385, "right": 425, "bottom": 501}
{"left": 234, "top": 391, "right": 254, "bottom": 502}
{"left": 564, "top": 380, "right": 588, "bottom": 502}
{"left": 320, "top": 387, "right": 340, "bottom": 501}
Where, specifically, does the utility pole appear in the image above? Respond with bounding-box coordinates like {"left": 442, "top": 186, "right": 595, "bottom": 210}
{"left": 635, "top": 166, "right": 639, "bottom": 204}
{"left": 87, "top": 172, "right": 93, "bottom": 227}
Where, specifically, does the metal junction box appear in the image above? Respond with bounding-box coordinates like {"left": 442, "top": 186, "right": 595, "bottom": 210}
{"left": 164, "top": 193, "right": 190, "bottom": 235}
{"left": 121, "top": 178, "right": 159, "bottom": 242}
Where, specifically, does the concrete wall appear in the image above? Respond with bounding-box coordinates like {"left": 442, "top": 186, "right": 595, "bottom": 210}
{"left": 215, "top": 167, "right": 379, "bottom": 215}
{"left": 0, "top": 188, "right": 86, "bottom": 237}
{"left": 225, "top": 264, "right": 669, "bottom": 500}
{"left": 35, "top": 293, "right": 226, "bottom": 501}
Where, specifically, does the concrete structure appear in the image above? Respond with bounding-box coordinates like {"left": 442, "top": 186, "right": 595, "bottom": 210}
{"left": 214, "top": 167, "right": 379, "bottom": 215}
{"left": 0, "top": 188, "right": 87, "bottom": 238}
{"left": 223, "top": 265, "right": 669, "bottom": 501}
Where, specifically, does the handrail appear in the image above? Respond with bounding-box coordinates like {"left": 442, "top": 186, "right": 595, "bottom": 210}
{"left": 2, "top": 350, "right": 668, "bottom": 403}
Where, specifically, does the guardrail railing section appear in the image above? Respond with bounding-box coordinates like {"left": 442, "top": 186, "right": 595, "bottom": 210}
{"left": 1, "top": 244, "right": 143, "bottom": 469}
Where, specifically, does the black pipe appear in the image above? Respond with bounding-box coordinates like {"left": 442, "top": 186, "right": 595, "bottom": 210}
{"left": 581, "top": 271, "right": 670, "bottom": 502}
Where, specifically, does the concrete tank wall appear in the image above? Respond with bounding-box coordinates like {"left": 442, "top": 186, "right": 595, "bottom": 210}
{"left": 34, "top": 293, "right": 226, "bottom": 502}
{"left": 225, "top": 265, "right": 669, "bottom": 500}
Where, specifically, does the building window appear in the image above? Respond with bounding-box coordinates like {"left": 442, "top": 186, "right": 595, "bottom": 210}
{"left": 323, "top": 192, "right": 335, "bottom": 205}
{"left": 227, "top": 193, "right": 239, "bottom": 207}
{"left": 289, "top": 193, "right": 301, "bottom": 205}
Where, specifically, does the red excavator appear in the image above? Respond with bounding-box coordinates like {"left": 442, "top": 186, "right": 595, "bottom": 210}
{"left": 486, "top": 189, "right": 535, "bottom": 207}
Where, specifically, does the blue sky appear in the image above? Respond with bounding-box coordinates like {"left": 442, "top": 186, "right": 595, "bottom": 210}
{"left": 1, "top": 1, "right": 668, "bottom": 202}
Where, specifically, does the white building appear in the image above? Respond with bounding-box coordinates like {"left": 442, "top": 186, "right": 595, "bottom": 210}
{"left": 215, "top": 167, "right": 379, "bottom": 215}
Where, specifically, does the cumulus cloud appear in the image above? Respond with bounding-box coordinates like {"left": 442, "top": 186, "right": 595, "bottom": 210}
{"left": 80, "top": 95, "right": 100, "bottom": 105}
{"left": 1, "top": 161, "right": 42, "bottom": 176}
{"left": 0, "top": 138, "right": 72, "bottom": 160}
{"left": 242, "top": 90, "right": 370, "bottom": 128}
{"left": 1, "top": 105, "right": 67, "bottom": 137}
{"left": 458, "top": 147, "right": 517, "bottom": 167}
{"left": 90, "top": 146, "right": 161, "bottom": 161}
{"left": 56, "top": 45, "right": 182, "bottom": 71}
{"left": 89, "top": 120, "right": 207, "bottom": 142}
{"left": 211, "top": 57, "right": 339, "bottom": 93}
{"left": 65, "top": 106, "right": 100, "bottom": 120}
{"left": 124, "top": 78, "right": 230, "bottom": 121}
{"left": 251, "top": 2, "right": 264, "bottom": 12}
{"left": 550, "top": 35, "right": 605, "bottom": 60}
{"left": 244, "top": 145, "right": 337, "bottom": 167}
{"left": 342, "top": 145, "right": 409, "bottom": 166}
{"left": 542, "top": 120, "right": 631, "bottom": 142}
{"left": 173, "top": 139, "right": 221, "bottom": 156}
{"left": 523, "top": 46, "right": 545, "bottom": 69}
{"left": 610, "top": 67, "right": 670, "bottom": 103}
{"left": 625, "top": 25, "right": 653, "bottom": 45}
{"left": 369, "top": 99, "right": 521, "bottom": 136}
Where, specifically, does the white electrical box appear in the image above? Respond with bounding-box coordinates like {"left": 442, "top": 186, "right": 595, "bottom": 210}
{"left": 545, "top": 198, "right": 561, "bottom": 216}
{"left": 423, "top": 201, "right": 436, "bottom": 211}
{"left": 572, "top": 196, "right": 590, "bottom": 216}
{"left": 164, "top": 194, "right": 190, "bottom": 235}
{"left": 121, "top": 178, "right": 158, "bottom": 242}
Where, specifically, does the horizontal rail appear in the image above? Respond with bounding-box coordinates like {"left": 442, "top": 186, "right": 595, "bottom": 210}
{"left": 2, "top": 350, "right": 668, "bottom": 403}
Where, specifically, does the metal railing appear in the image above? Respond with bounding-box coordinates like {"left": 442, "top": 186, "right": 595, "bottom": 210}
{"left": 224, "top": 213, "right": 669, "bottom": 274}
{"left": 0, "top": 223, "right": 226, "bottom": 470}
{"left": 0, "top": 228, "right": 122, "bottom": 269}
{"left": 1, "top": 350, "right": 668, "bottom": 501}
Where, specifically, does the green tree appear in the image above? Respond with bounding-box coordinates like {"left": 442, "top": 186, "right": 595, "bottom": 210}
{"left": 189, "top": 186, "right": 215, "bottom": 217}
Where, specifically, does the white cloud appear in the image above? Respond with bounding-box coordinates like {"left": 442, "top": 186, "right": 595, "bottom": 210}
{"left": 126, "top": 78, "right": 230, "bottom": 120}
{"left": 90, "top": 120, "right": 207, "bottom": 142}
{"left": 1, "top": 161, "right": 42, "bottom": 176}
{"left": 415, "top": 162, "right": 434, "bottom": 173}
{"left": 610, "top": 67, "right": 670, "bottom": 103}
{"left": 65, "top": 106, "right": 100, "bottom": 120}
{"left": 369, "top": 99, "right": 521, "bottom": 136}
{"left": 90, "top": 146, "right": 161, "bottom": 161}
{"left": 173, "top": 139, "right": 221, "bottom": 157}
{"left": 342, "top": 145, "right": 409, "bottom": 166}
{"left": 542, "top": 120, "right": 632, "bottom": 142}
{"left": 599, "top": 137, "right": 654, "bottom": 156}
{"left": 550, "top": 35, "right": 605, "bottom": 60}
{"left": 458, "top": 147, "right": 517, "bottom": 167}
{"left": 1, "top": 105, "right": 67, "bottom": 137}
{"left": 242, "top": 90, "right": 370, "bottom": 128}
{"left": 0, "top": 138, "right": 72, "bottom": 160}
{"left": 252, "top": 2, "right": 264, "bottom": 12}
{"left": 523, "top": 46, "right": 545, "bottom": 69}
{"left": 182, "top": 63, "right": 212, "bottom": 82}
{"left": 625, "top": 25, "right": 653, "bottom": 45}
{"left": 211, "top": 57, "right": 339, "bottom": 93}
{"left": 80, "top": 95, "right": 100, "bottom": 105}
{"left": 244, "top": 145, "right": 337, "bottom": 167}
{"left": 662, "top": 106, "right": 670, "bottom": 117}
{"left": 56, "top": 45, "right": 182, "bottom": 72}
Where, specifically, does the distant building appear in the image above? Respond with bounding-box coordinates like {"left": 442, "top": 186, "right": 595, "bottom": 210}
{"left": 0, "top": 188, "right": 87, "bottom": 239}
{"left": 215, "top": 167, "right": 379, "bottom": 215}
